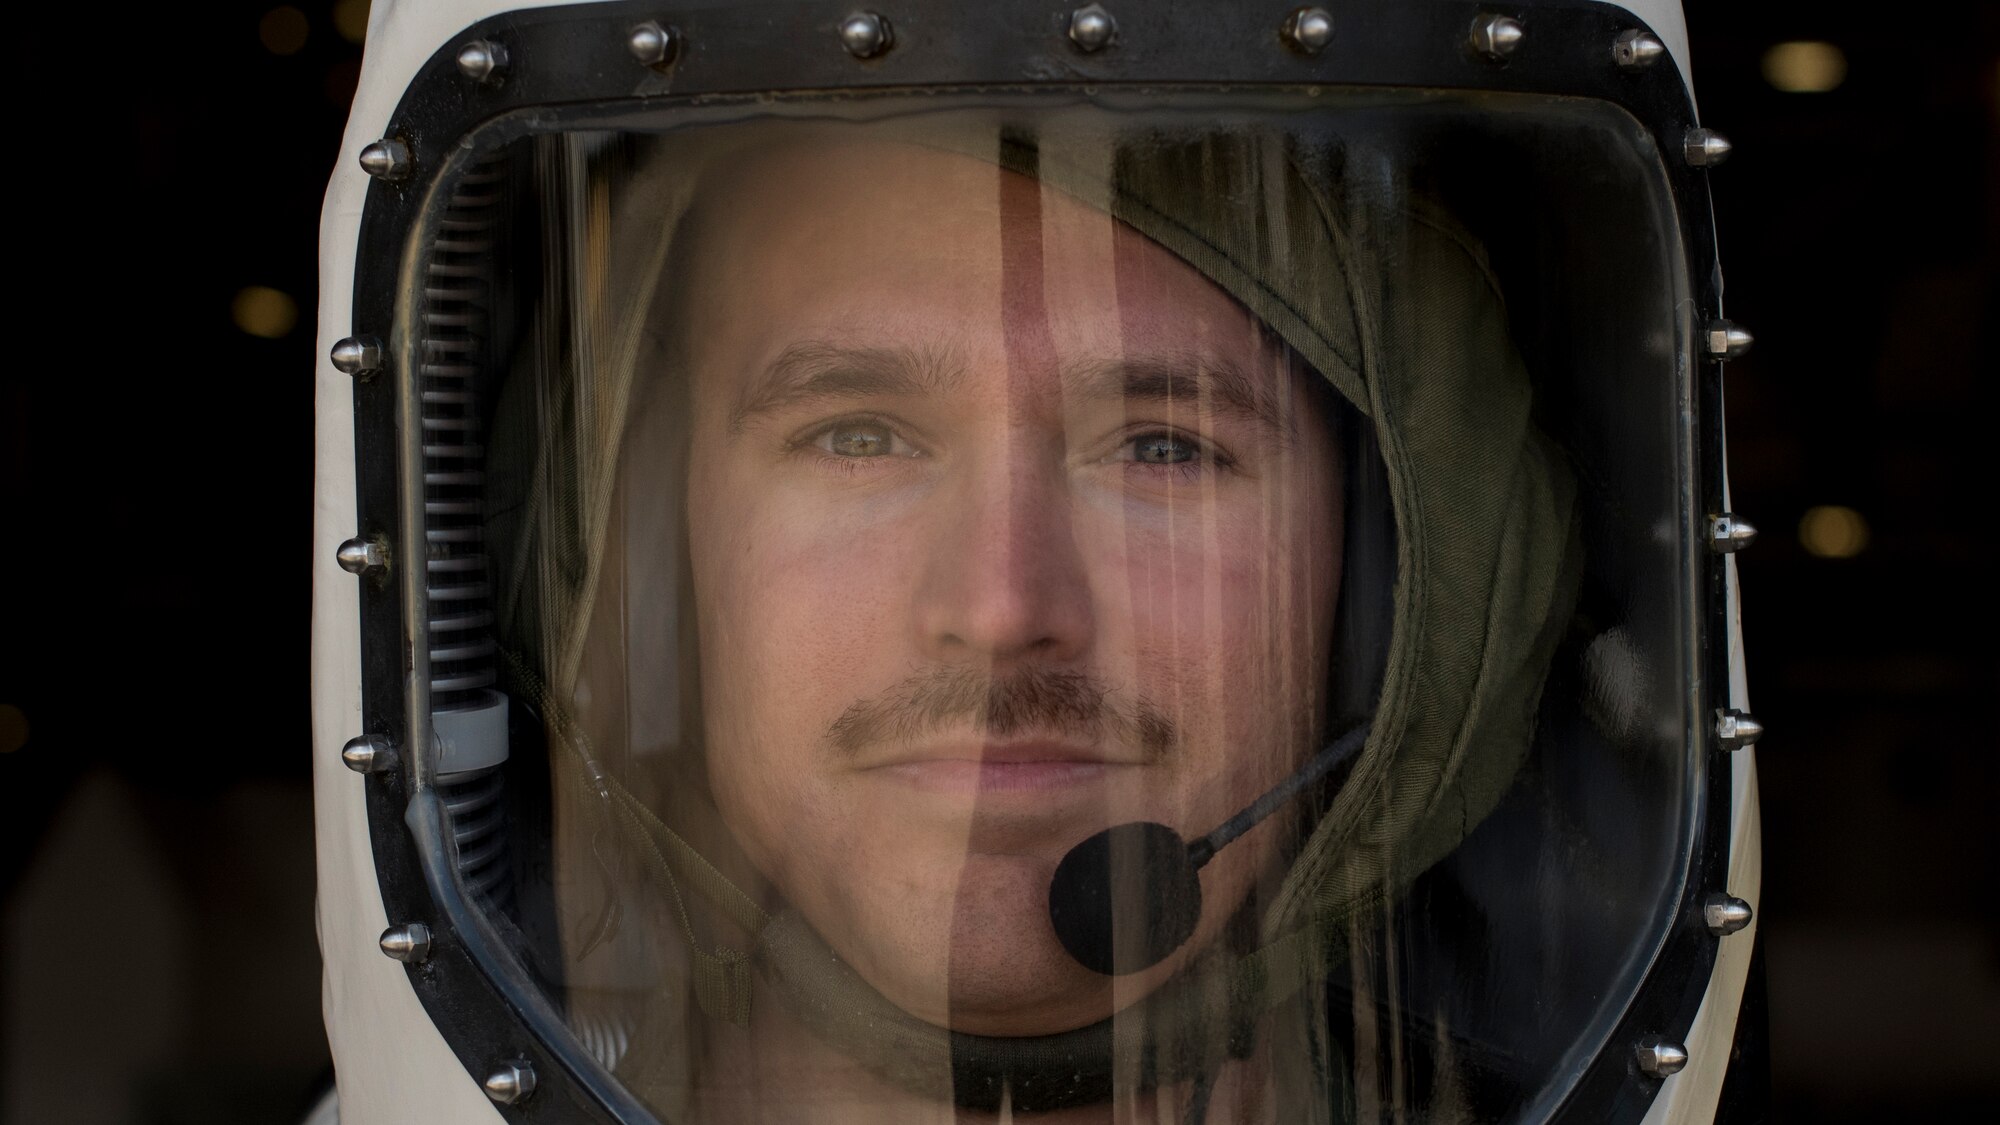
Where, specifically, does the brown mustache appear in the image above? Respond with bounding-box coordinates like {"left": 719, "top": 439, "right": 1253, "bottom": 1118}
{"left": 827, "top": 665, "right": 1177, "bottom": 759}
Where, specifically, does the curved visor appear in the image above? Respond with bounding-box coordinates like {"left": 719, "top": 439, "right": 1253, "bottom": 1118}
{"left": 402, "top": 91, "right": 1699, "bottom": 1122}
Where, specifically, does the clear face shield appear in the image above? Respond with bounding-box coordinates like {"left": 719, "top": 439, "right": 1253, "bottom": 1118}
{"left": 326, "top": 5, "right": 1750, "bottom": 1122}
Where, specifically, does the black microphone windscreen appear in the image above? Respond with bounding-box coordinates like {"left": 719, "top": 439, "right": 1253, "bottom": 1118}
{"left": 1046, "top": 821, "right": 1202, "bottom": 976}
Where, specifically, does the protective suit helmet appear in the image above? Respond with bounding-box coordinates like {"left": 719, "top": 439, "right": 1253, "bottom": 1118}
{"left": 314, "top": 3, "right": 1765, "bottom": 1121}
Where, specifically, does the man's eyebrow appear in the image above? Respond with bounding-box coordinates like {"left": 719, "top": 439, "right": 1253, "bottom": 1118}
{"left": 1065, "top": 353, "right": 1295, "bottom": 438}
{"left": 730, "top": 342, "right": 964, "bottom": 432}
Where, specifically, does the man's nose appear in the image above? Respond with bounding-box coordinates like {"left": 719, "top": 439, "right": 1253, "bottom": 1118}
{"left": 912, "top": 437, "right": 1095, "bottom": 667}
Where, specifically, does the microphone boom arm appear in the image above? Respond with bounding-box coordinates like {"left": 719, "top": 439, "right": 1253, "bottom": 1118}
{"left": 1186, "top": 724, "right": 1370, "bottom": 869}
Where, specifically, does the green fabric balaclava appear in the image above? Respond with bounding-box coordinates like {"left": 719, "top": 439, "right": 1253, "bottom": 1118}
{"left": 496, "top": 113, "right": 1579, "bottom": 1115}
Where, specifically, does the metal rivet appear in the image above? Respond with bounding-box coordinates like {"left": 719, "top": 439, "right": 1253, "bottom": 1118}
{"left": 1282, "top": 7, "right": 1334, "bottom": 55}
{"left": 1705, "top": 319, "right": 1754, "bottom": 359}
{"left": 1685, "top": 127, "right": 1733, "bottom": 166}
{"left": 1715, "top": 708, "right": 1764, "bottom": 751}
{"left": 1613, "top": 28, "right": 1666, "bottom": 68}
{"left": 1635, "top": 1036, "right": 1689, "bottom": 1078}
{"left": 336, "top": 536, "right": 389, "bottom": 576}
{"left": 1471, "top": 15, "right": 1524, "bottom": 60}
{"left": 358, "top": 138, "right": 412, "bottom": 181}
{"left": 1068, "top": 4, "right": 1116, "bottom": 52}
{"left": 329, "top": 335, "right": 383, "bottom": 378}
{"left": 484, "top": 1063, "right": 537, "bottom": 1105}
{"left": 341, "top": 735, "right": 398, "bottom": 773}
{"left": 456, "top": 39, "right": 508, "bottom": 82}
{"left": 379, "top": 922, "right": 433, "bottom": 963}
{"left": 1709, "top": 514, "right": 1759, "bottom": 554}
{"left": 839, "top": 11, "right": 893, "bottom": 58}
{"left": 1704, "top": 893, "right": 1755, "bottom": 935}
{"left": 627, "top": 21, "right": 681, "bottom": 68}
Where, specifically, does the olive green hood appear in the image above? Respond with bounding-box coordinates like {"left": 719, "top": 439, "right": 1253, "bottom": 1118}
{"left": 486, "top": 109, "right": 1580, "bottom": 1115}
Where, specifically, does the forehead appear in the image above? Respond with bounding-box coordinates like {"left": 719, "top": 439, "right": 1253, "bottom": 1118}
{"left": 676, "top": 138, "right": 1277, "bottom": 372}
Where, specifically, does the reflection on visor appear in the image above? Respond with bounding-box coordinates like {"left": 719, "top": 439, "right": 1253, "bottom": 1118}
{"left": 403, "top": 94, "right": 1697, "bottom": 1123}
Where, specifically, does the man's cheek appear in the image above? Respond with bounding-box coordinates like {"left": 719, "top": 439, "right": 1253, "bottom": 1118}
{"left": 1107, "top": 526, "right": 1279, "bottom": 654}
{"left": 718, "top": 501, "right": 916, "bottom": 698}
{"left": 1114, "top": 530, "right": 1316, "bottom": 748}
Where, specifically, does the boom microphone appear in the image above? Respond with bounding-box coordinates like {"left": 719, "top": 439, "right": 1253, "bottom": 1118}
{"left": 1046, "top": 723, "right": 1371, "bottom": 976}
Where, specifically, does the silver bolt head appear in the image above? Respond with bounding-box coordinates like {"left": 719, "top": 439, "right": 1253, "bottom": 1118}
{"left": 378, "top": 922, "right": 433, "bottom": 963}
{"left": 1715, "top": 708, "right": 1765, "bottom": 751}
{"left": 1635, "top": 1036, "right": 1689, "bottom": 1078}
{"left": 358, "top": 138, "right": 412, "bottom": 181}
{"left": 336, "top": 536, "right": 388, "bottom": 576}
{"left": 341, "top": 735, "right": 398, "bottom": 773}
{"left": 1710, "top": 514, "right": 1759, "bottom": 554}
{"left": 1705, "top": 319, "right": 1754, "bottom": 359}
{"left": 1685, "top": 128, "right": 1733, "bottom": 167}
{"left": 329, "top": 335, "right": 383, "bottom": 377}
{"left": 483, "top": 1063, "right": 537, "bottom": 1105}
{"left": 1283, "top": 7, "right": 1335, "bottom": 54}
{"left": 627, "top": 21, "right": 680, "bottom": 67}
{"left": 1704, "top": 893, "right": 1755, "bottom": 935}
{"left": 1068, "top": 4, "right": 1116, "bottom": 52}
{"left": 1613, "top": 28, "right": 1666, "bottom": 68}
{"left": 839, "top": 11, "right": 893, "bottom": 58}
{"left": 1471, "top": 15, "right": 1525, "bottom": 59}
{"left": 456, "top": 39, "right": 508, "bottom": 82}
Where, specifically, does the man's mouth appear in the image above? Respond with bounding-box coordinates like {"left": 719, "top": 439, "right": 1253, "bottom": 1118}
{"left": 860, "top": 738, "right": 1148, "bottom": 794}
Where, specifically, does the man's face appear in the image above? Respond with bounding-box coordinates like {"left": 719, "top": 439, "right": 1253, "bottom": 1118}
{"left": 682, "top": 140, "right": 1342, "bottom": 1036}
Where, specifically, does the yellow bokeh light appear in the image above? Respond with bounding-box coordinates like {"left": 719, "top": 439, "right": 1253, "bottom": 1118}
{"left": 334, "top": 0, "right": 371, "bottom": 45}
{"left": 1763, "top": 41, "right": 1847, "bottom": 93}
{"left": 259, "top": 6, "right": 310, "bottom": 56}
{"left": 0, "top": 704, "right": 28, "bottom": 755}
{"left": 233, "top": 286, "right": 300, "bottom": 340}
{"left": 1798, "top": 505, "right": 1870, "bottom": 559}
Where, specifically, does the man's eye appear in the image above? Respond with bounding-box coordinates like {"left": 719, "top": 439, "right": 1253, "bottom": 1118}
{"left": 1128, "top": 433, "right": 1201, "bottom": 465}
{"left": 813, "top": 420, "right": 915, "bottom": 458}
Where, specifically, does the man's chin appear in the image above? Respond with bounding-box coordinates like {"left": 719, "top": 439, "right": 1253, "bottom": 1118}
{"left": 823, "top": 851, "right": 1127, "bottom": 1037}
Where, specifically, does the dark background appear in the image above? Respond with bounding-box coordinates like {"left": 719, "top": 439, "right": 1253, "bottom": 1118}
{"left": 1, "top": 1, "right": 1994, "bottom": 1122}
